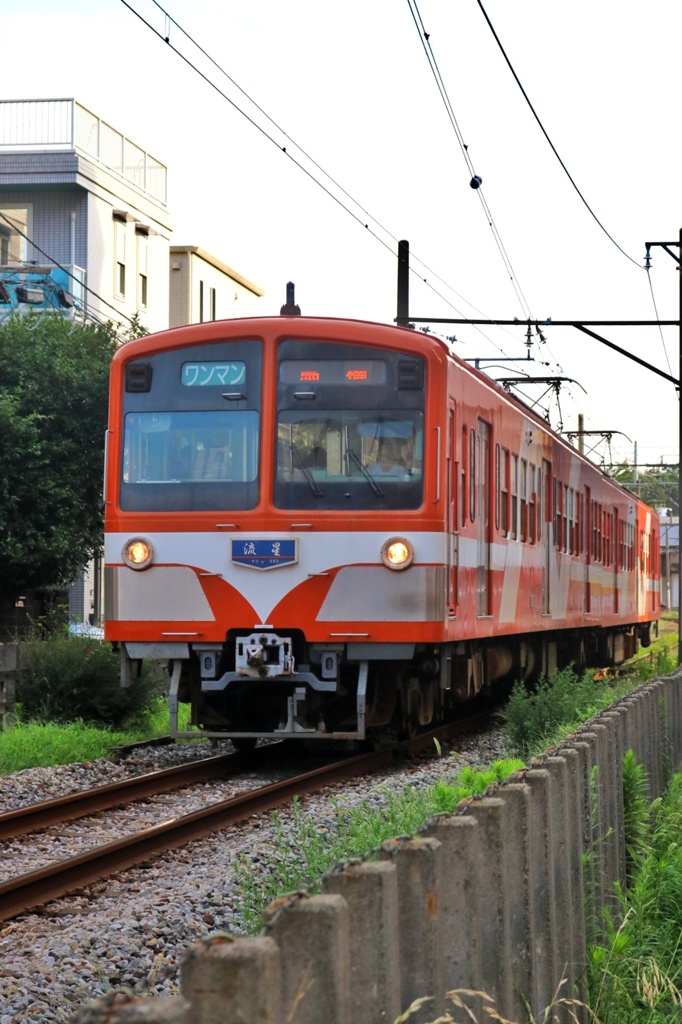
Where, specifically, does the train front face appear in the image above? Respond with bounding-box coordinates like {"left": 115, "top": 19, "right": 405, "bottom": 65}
{"left": 104, "top": 317, "right": 445, "bottom": 742}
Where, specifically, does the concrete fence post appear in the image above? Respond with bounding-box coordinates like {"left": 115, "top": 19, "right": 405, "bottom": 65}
{"left": 557, "top": 746, "right": 588, "bottom": 1011}
{"left": 0, "top": 642, "right": 17, "bottom": 730}
{"left": 496, "top": 781, "right": 535, "bottom": 1023}
{"left": 461, "top": 796, "right": 513, "bottom": 1016}
{"left": 180, "top": 935, "right": 281, "bottom": 1024}
{"left": 68, "top": 992, "right": 189, "bottom": 1022}
{"left": 264, "top": 894, "right": 350, "bottom": 1024}
{"left": 322, "top": 859, "right": 401, "bottom": 1024}
{"left": 420, "top": 812, "right": 482, "bottom": 1001}
{"left": 377, "top": 835, "right": 444, "bottom": 1023}
{"left": 602, "top": 708, "right": 627, "bottom": 892}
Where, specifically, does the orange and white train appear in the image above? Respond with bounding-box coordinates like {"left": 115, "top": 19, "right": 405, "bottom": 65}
{"left": 103, "top": 314, "right": 660, "bottom": 745}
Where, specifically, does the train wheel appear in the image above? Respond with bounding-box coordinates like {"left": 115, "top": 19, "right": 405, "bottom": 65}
{"left": 401, "top": 678, "right": 437, "bottom": 738}
{"left": 417, "top": 678, "right": 437, "bottom": 726}
{"left": 365, "top": 667, "right": 398, "bottom": 727}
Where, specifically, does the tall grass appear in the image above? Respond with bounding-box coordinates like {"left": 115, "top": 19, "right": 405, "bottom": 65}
{"left": 0, "top": 698, "right": 192, "bottom": 774}
{"left": 232, "top": 757, "right": 524, "bottom": 934}
{"left": 499, "top": 660, "right": 677, "bottom": 761}
{"left": 588, "top": 771, "right": 682, "bottom": 1023}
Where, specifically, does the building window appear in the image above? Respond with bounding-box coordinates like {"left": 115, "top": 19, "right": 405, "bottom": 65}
{"left": 210, "top": 287, "right": 216, "bottom": 321}
{"left": 199, "top": 280, "right": 204, "bottom": 322}
{"left": 136, "top": 230, "right": 148, "bottom": 308}
{"left": 114, "top": 217, "right": 126, "bottom": 298}
{"left": 0, "top": 206, "right": 29, "bottom": 263}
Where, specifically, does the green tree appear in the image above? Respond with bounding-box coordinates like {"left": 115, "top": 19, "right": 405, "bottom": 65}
{"left": 610, "top": 460, "right": 679, "bottom": 513}
{"left": 0, "top": 313, "right": 123, "bottom": 600}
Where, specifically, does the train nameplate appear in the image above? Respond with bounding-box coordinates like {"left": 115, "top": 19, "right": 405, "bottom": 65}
{"left": 231, "top": 539, "right": 298, "bottom": 571}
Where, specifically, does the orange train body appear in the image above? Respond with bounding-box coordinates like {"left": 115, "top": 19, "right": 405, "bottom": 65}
{"left": 104, "top": 316, "right": 659, "bottom": 741}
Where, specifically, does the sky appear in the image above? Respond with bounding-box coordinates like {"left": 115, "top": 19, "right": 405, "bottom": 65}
{"left": 4, "top": 0, "right": 682, "bottom": 473}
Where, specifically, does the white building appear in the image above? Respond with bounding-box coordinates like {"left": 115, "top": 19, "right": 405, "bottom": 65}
{"left": 0, "top": 98, "right": 264, "bottom": 626}
{"left": 0, "top": 98, "right": 173, "bottom": 332}
{"left": 170, "top": 246, "right": 264, "bottom": 327}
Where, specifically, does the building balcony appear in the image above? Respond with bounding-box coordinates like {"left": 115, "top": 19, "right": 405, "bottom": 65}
{"left": 0, "top": 98, "right": 167, "bottom": 206}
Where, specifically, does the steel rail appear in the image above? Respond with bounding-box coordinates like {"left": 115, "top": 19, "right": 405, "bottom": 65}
{"left": 0, "top": 746, "right": 398, "bottom": 922}
{"left": 0, "top": 711, "right": 496, "bottom": 922}
{"left": 0, "top": 752, "right": 243, "bottom": 840}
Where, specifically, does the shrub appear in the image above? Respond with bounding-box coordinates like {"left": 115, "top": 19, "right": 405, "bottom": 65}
{"left": 502, "top": 665, "right": 611, "bottom": 759}
{"left": 16, "top": 631, "right": 167, "bottom": 728}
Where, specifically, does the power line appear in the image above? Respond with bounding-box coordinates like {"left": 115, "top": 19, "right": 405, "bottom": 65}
{"left": 475, "top": 0, "right": 641, "bottom": 268}
{"left": 406, "top": 0, "right": 534, "bottom": 320}
{"left": 120, "top": 0, "right": 529, "bottom": 364}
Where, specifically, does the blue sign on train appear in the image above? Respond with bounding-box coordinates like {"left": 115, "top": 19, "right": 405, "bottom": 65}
{"left": 231, "top": 539, "right": 298, "bottom": 570}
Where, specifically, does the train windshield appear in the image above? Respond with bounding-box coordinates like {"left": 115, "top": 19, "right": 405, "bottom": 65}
{"left": 119, "top": 338, "right": 262, "bottom": 512}
{"left": 274, "top": 339, "right": 425, "bottom": 510}
{"left": 121, "top": 410, "right": 260, "bottom": 510}
{"left": 274, "top": 411, "right": 424, "bottom": 510}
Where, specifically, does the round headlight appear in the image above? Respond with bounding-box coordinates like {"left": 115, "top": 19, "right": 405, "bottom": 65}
{"left": 381, "top": 536, "right": 414, "bottom": 571}
{"left": 122, "top": 537, "right": 154, "bottom": 570}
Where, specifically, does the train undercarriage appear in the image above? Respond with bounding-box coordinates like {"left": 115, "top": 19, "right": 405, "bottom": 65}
{"left": 122, "top": 621, "right": 655, "bottom": 745}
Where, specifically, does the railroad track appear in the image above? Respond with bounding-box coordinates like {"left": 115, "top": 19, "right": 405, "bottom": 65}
{"left": 0, "top": 713, "right": 494, "bottom": 923}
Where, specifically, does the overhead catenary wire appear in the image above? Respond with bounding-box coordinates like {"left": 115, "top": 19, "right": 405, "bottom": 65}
{"left": 119, "top": 0, "right": 527, "bottom": 364}
{"left": 474, "top": 0, "right": 641, "bottom": 269}
{"left": 406, "top": 0, "right": 534, "bottom": 321}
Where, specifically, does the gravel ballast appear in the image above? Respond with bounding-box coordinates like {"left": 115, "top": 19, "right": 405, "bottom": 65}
{"left": 0, "top": 728, "right": 515, "bottom": 1023}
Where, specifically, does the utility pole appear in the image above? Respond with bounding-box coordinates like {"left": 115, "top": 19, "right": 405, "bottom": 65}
{"left": 644, "top": 231, "right": 682, "bottom": 663}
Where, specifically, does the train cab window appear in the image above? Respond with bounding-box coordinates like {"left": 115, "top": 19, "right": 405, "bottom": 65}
{"left": 511, "top": 454, "right": 518, "bottom": 540}
{"left": 119, "top": 339, "right": 262, "bottom": 511}
{"left": 274, "top": 339, "right": 425, "bottom": 511}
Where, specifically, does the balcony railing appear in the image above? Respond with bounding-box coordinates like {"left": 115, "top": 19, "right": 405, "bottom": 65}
{"left": 0, "top": 99, "right": 167, "bottom": 206}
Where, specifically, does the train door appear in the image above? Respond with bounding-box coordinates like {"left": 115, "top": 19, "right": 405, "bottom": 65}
{"left": 540, "top": 460, "right": 548, "bottom": 610}
{"left": 585, "top": 486, "right": 591, "bottom": 612}
{"left": 476, "top": 419, "right": 491, "bottom": 616}
{"left": 447, "top": 402, "right": 457, "bottom": 615}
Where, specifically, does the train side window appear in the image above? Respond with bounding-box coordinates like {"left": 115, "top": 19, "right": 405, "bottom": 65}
{"left": 461, "top": 425, "right": 468, "bottom": 525}
{"left": 469, "top": 428, "right": 476, "bottom": 522}
{"left": 597, "top": 504, "right": 603, "bottom": 562}
{"left": 553, "top": 478, "right": 559, "bottom": 547}
{"left": 528, "top": 465, "right": 536, "bottom": 544}
{"left": 537, "top": 466, "right": 543, "bottom": 540}
{"left": 500, "top": 447, "right": 509, "bottom": 536}
{"left": 495, "top": 444, "right": 500, "bottom": 531}
{"left": 511, "top": 454, "right": 518, "bottom": 540}
{"left": 520, "top": 459, "right": 527, "bottom": 542}
{"left": 563, "top": 484, "right": 568, "bottom": 553}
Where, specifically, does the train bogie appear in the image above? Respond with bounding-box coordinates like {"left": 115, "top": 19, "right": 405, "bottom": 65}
{"left": 104, "top": 315, "right": 659, "bottom": 743}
